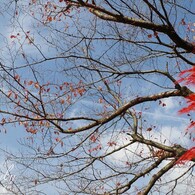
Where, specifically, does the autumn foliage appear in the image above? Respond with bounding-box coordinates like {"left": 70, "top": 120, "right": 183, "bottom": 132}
{"left": 176, "top": 147, "right": 195, "bottom": 165}
{"left": 179, "top": 94, "right": 195, "bottom": 114}
{"left": 176, "top": 67, "right": 195, "bottom": 164}
{"left": 178, "top": 67, "right": 195, "bottom": 115}
{"left": 2, "top": 1, "right": 195, "bottom": 194}
{"left": 178, "top": 66, "right": 195, "bottom": 85}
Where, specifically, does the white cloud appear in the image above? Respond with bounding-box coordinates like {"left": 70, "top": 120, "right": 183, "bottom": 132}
{"left": 100, "top": 130, "right": 195, "bottom": 194}
{"left": 161, "top": 97, "right": 178, "bottom": 111}
{"left": 100, "top": 132, "right": 151, "bottom": 164}
{"left": 143, "top": 125, "right": 191, "bottom": 147}
{"left": 0, "top": 186, "right": 9, "bottom": 194}
{"left": 158, "top": 160, "right": 195, "bottom": 194}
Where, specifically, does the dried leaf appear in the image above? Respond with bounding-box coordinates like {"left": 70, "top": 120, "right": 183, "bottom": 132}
{"left": 28, "top": 80, "right": 33, "bottom": 85}
{"left": 10, "top": 35, "right": 17, "bottom": 39}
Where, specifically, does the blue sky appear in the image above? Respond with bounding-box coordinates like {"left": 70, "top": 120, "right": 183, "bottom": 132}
{"left": 0, "top": 0, "right": 194, "bottom": 194}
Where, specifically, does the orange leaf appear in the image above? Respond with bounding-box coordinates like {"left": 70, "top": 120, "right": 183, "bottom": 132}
{"left": 47, "top": 16, "right": 52, "bottom": 22}
{"left": 14, "top": 75, "right": 20, "bottom": 81}
{"left": 34, "top": 82, "right": 39, "bottom": 89}
{"left": 60, "top": 99, "right": 65, "bottom": 104}
{"left": 28, "top": 80, "right": 33, "bottom": 85}
{"left": 26, "top": 128, "right": 37, "bottom": 134}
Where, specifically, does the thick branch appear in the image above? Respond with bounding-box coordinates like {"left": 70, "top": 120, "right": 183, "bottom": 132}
{"left": 142, "top": 160, "right": 175, "bottom": 194}
{"left": 117, "top": 156, "right": 167, "bottom": 194}
{"left": 70, "top": 1, "right": 195, "bottom": 53}
{"left": 60, "top": 87, "right": 193, "bottom": 133}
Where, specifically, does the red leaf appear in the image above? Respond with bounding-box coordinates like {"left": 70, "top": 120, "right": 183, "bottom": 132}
{"left": 178, "top": 67, "right": 195, "bottom": 85}
{"left": 175, "top": 147, "right": 195, "bottom": 164}
{"left": 90, "top": 134, "right": 98, "bottom": 142}
{"left": 107, "top": 141, "right": 117, "bottom": 147}
{"left": 55, "top": 137, "right": 61, "bottom": 142}
{"left": 47, "top": 16, "right": 52, "bottom": 22}
{"left": 14, "top": 74, "right": 20, "bottom": 81}
{"left": 179, "top": 94, "right": 195, "bottom": 114}
{"left": 88, "top": 144, "right": 102, "bottom": 153}
{"left": 187, "top": 121, "right": 195, "bottom": 129}
{"left": 187, "top": 94, "right": 195, "bottom": 101}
